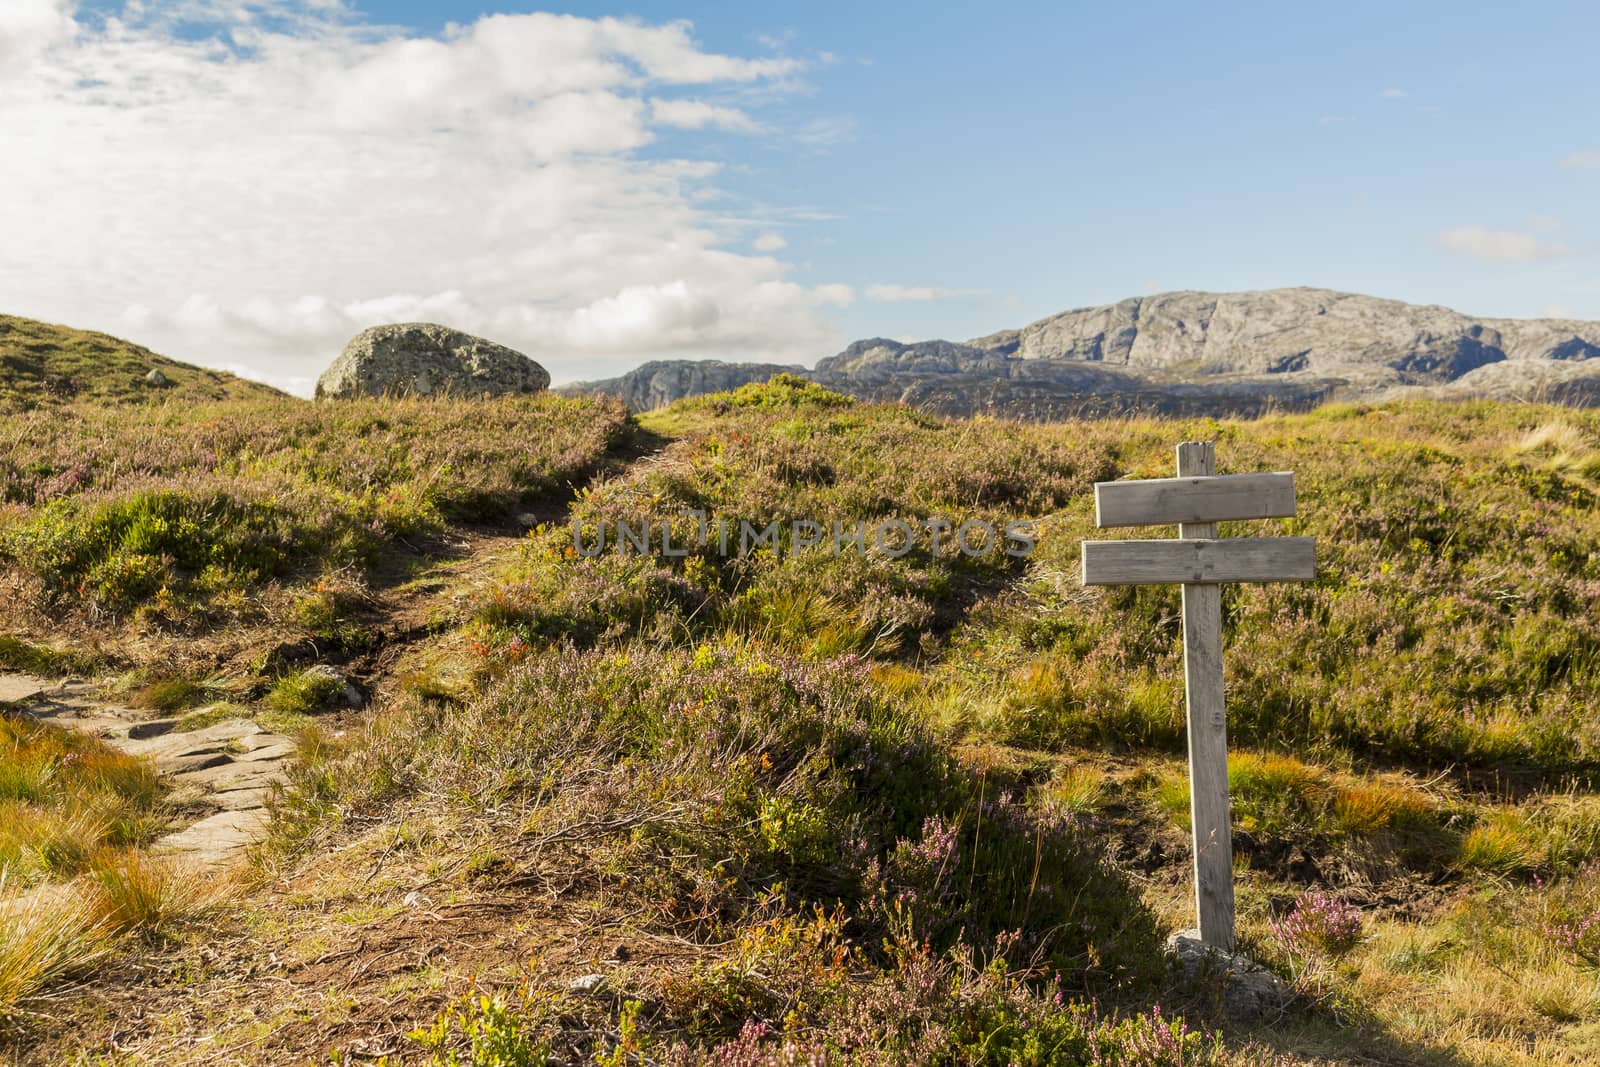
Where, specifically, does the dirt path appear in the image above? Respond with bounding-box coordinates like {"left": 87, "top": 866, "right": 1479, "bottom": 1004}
{"left": 3, "top": 439, "right": 667, "bottom": 871}
{"left": 0, "top": 535, "right": 519, "bottom": 867}
{"left": 3, "top": 673, "right": 294, "bottom": 866}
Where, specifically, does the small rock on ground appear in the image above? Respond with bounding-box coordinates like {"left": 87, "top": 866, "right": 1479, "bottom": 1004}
{"left": 568, "top": 974, "right": 608, "bottom": 996}
{"left": 1166, "top": 928, "right": 1292, "bottom": 1018}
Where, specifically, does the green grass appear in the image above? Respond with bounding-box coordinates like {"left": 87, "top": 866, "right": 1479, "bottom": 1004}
{"left": 0, "top": 715, "right": 193, "bottom": 1019}
{"left": 0, "top": 714, "right": 166, "bottom": 886}
{"left": 0, "top": 314, "right": 284, "bottom": 410}
{"left": 0, "top": 882, "right": 112, "bottom": 1022}
{"left": 0, "top": 635, "right": 98, "bottom": 678}
{"left": 266, "top": 668, "right": 345, "bottom": 715}
{"left": 0, "top": 392, "right": 630, "bottom": 626}
{"left": 21, "top": 372, "right": 1600, "bottom": 1062}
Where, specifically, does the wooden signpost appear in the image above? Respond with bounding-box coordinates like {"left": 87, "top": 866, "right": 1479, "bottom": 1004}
{"left": 1081, "top": 442, "right": 1315, "bottom": 951}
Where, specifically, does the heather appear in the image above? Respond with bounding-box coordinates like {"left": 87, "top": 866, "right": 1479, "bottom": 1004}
{"left": 298, "top": 642, "right": 1164, "bottom": 987}
{"left": 483, "top": 383, "right": 1600, "bottom": 780}
{"left": 0, "top": 314, "right": 282, "bottom": 410}
{"left": 376, "top": 384, "right": 1600, "bottom": 1063}
{"left": 14, "top": 384, "right": 1600, "bottom": 1064}
{"left": 404, "top": 951, "right": 1291, "bottom": 1066}
{"left": 480, "top": 375, "right": 1121, "bottom": 658}
{"left": 0, "top": 393, "right": 628, "bottom": 625}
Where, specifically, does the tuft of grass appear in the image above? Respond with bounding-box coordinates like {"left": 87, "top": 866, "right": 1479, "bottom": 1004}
{"left": 0, "top": 715, "right": 166, "bottom": 887}
{"left": 1045, "top": 764, "right": 1108, "bottom": 816}
{"left": 0, "top": 803, "right": 109, "bottom": 883}
{"left": 266, "top": 668, "right": 344, "bottom": 715}
{"left": 0, "top": 635, "right": 98, "bottom": 679}
{"left": 84, "top": 850, "right": 225, "bottom": 939}
{"left": 1459, "top": 810, "right": 1544, "bottom": 876}
{"left": 131, "top": 676, "right": 214, "bottom": 713}
{"left": 0, "top": 880, "right": 111, "bottom": 1020}
{"left": 1517, "top": 419, "right": 1600, "bottom": 483}
{"left": 1153, "top": 748, "right": 1457, "bottom": 878}
{"left": 1331, "top": 779, "right": 1436, "bottom": 835}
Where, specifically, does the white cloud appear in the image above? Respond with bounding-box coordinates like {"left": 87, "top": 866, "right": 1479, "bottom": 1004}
{"left": 1565, "top": 150, "right": 1600, "bottom": 169}
{"left": 0, "top": 3, "right": 845, "bottom": 392}
{"left": 813, "top": 284, "right": 853, "bottom": 307}
{"left": 0, "top": 0, "right": 74, "bottom": 74}
{"left": 651, "top": 98, "right": 761, "bottom": 132}
{"left": 865, "top": 284, "right": 971, "bottom": 302}
{"left": 795, "top": 115, "right": 857, "bottom": 146}
{"left": 1542, "top": 304, "right": 1576, "bottom": 318}
{"left": 1433, "top": 226, "right": 1570, "bottom": 263}
{"left": 752, "top": 232, "right": 787, "bottom": 252}
{"left": 1380, "top": 88, "right": 1408, "bottom": 99}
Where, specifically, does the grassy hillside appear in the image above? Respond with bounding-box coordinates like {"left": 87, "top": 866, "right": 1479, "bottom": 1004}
{"left": 0, "top": 315, "right": 284, "bottom": 409}
{"left": 7, "top": 378, "right": 1600, "bottom": 1064}
{"left": 0, "top": 394, "right": 629, "bottom": 627}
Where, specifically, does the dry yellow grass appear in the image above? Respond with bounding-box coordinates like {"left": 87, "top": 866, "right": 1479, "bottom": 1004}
{"left": 0, "top": 877, "right": 111, "bottom": 1020}
{"left": 85, "top": 850, "right": 232, "bottom": 938}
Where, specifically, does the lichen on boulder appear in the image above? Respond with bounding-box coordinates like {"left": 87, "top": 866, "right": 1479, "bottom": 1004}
{"left": 316, "top": 323, "right": 550, "bottom": 400}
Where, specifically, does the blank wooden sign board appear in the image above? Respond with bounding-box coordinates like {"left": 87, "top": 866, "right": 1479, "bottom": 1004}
{"left": 1082, "top": 442, "right": 1315, "bottom": 951}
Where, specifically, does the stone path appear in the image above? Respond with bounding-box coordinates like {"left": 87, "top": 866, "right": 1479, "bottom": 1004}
{"left": 3, "top": 673, "right": 296, "bottom": 867}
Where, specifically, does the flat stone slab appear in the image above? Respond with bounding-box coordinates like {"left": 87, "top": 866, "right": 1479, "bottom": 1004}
{"left": 232, "top": 737, "right": 298, "bottom": 762}
{"left": 23, "top": 696, "right": 148, "bottom": 735}
{"left": 174, "top": 759, "right": 288, "bottom": 792}
{"left": 210, "top": 787, "right": 275, "bottom": 812}
{"left": 155, "top": 808, "right": 270, "bottom": 861}
{"left": 120, "top": 719, "right": 263, "bottom": 762}
{"left": 162, "top": 751, "right": 236, "bottom": 776}
{"left": 0, "top": 673, "right": 51, "bottom": 704}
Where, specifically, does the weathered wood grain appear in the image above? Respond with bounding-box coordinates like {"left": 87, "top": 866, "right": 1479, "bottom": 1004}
{"left": 1079, "top": 536, "right": 1316, "bottom": 586}
{"left": 1175, "top": 441, "right": 1235, "bottom": 952}
{"left": 1094, "top": 471, "right": 1296, "bottom": 528}
{"left": 1077, "top": 440, "right": 1317, "bottom": 953}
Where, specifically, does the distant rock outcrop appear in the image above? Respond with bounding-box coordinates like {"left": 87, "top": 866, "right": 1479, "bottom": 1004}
{"left": 562, "top": 288, "right": 1600, "bottom": 419}
{"left": 988, "top": 289, "right": 1600, "bottom": 384}
{"left": 559, "top": 359, "right": 801, "bottom": 411}
{"left": 317, "top": 323, "right": 550, "bottom": 400}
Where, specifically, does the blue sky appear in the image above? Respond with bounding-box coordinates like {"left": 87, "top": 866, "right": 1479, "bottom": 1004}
{"left": 5, "top": 1, "right": 1599, "bottom": 390}
{"left": 357, "top": 1, "right": 1600, "bottom": 331}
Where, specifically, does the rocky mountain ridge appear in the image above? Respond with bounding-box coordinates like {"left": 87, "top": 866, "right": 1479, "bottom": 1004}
{"left": 563, "top": 288, "right": 1600, "bottom": 417}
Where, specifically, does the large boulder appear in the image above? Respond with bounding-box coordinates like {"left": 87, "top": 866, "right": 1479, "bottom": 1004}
{"left": 316, "top": 323, "right": 550, "bottom": 400}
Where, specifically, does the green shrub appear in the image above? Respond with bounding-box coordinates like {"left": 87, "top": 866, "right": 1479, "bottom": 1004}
{"left": 266, "top": 669, "right": 345, "bottom": 715}
{"left": 698, "top": 372, "right": 855, "bottom": 411}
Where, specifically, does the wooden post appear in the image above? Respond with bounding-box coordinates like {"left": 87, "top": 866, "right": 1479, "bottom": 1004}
{"left": 1176, "top": 442, "right": 1235, "bottom": 951}
{"left": 1081, "top": 442, "right": 1314, "bottom": 953}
